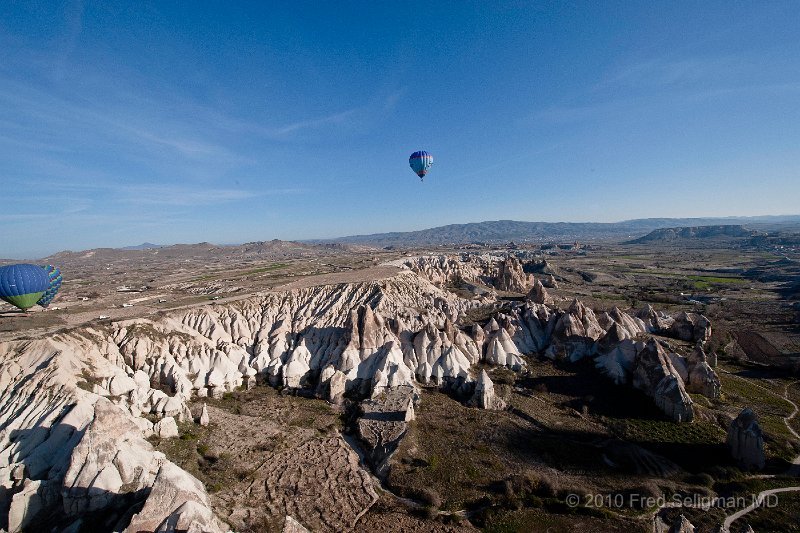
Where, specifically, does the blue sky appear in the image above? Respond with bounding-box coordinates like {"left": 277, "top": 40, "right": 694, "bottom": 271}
{"left": 1, "top": 1, "right": 799, "bottom": 258}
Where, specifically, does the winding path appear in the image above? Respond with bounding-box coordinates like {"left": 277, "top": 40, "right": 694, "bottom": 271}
{"left": 646, "top": 377, "right": 800, "bottom": 532}
{"left": 717, "top": 377, "right": 800, "bottom": 531}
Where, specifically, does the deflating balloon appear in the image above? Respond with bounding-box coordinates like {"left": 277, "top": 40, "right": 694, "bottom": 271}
{"left": 37, "top": 265, "right": 63, "bottom": 308}
{"left": 409, "top": 150, "right": 433, "bottom": 180}
{"left": 0, "top": 264, "right": 50, "bottom": 311}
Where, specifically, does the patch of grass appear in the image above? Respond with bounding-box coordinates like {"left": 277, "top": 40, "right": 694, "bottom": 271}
{"left": 591, "top": 292, "right": 627, "bottom": 301}
{"left": 608, "top": 418, "right": 728, "bottom": 472}
{"left": 242, "top": 263, "right": 289, "bottom": 276}
{"left": 719, "top": 374, "right": 794, "bottom": 417}
{"left": 613, "top": 418, "right": 726, "bottom": 446}
{"left": 745, "top": 488, "right": 800, "bottom": 532}
{"left": 686, "top": 275, "right": 748, "bottom": 285}
{"left": 191, "top": 263, "right": 289, "bottom": 282}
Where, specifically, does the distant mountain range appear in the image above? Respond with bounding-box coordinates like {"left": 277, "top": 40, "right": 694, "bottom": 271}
{"left": 6, "top": 216, "right": 800, "bottom": 263}
{"left": 312, "top": 216, "right": 800, "bottom": 247}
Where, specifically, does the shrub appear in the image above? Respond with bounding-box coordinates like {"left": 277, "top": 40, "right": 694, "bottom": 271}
{"left": 418, "top": 488, "right": 442, "bottom": 509}
{"left": 536, "top": 472, "right": 559, "bottom": 498}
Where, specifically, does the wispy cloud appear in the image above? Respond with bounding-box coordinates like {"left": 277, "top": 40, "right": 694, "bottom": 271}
{"left": 532, "top": 51, "right": 800, "bottom": 126}
{"left": 241, "top": 88, "right": 407, "bottom": 139}
{"left": 0, "top": 213, "right": 51, "bottom": 222}
{"left": 598, "top": 56, "right": 745, "bottom": 89}
{"left": 114, "top": 184, "right": 306, "bottom": 207}
{"left": 265, "top": 108, "right": 359, "bottom": 137}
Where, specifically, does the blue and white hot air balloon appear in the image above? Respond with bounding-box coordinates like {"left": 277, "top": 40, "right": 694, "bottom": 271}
{"left": 409, "top": 151, "right": 433, "bottom": 181}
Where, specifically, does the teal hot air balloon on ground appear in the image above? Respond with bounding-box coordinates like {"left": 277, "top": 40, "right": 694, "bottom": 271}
{"left": 37, "top": 265, "right": 63, "bottom": 308}
{"left": 409, "top": 150, "right": 433, "bottom": 181}
{"left": 0, "top": 264, "right": 50, "bottom": 311}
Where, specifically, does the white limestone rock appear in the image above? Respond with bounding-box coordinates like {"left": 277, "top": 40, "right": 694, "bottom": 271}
{"left": 526, "top": 278, "right": 553, "bottom": 305}
{"left": 283, "top": 515, "right": 312, "bottom": 533}
{"left": 687, "top": 361, "right": 721, "bottom": 399}
{"left": 469, "top": 370, "right": 506, "bottom": 410}
{"left": 594, "top": 338, "right": 638, "bottom": 385}
{"left": 8, "top": 479, "right": 49, "bottom": 533}
{"left": 485, "top": 327, "right": 525, "bottom": 370}
{"left": 495, "top": 256, "right": 533, "bottom": 293}
{"left": 124, "top": 462, "right": 225, "bottom": 533}
{"left": 154, "top": 417, "right": 180, "bottom": 439}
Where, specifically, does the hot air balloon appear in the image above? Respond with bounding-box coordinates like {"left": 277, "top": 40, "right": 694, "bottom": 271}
{"left": 37, "top": 265, "right": 63, "bottom": 308}
{"left": 0, "top": 264, "right": 50, "bottom": 311}
{"left": 409, "top": 150, "right": 433, "bottom": 181}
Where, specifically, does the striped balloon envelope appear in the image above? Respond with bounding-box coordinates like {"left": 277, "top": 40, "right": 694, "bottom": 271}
{"left": 37, "top": 265, "right": 63, "bottom": 308}
{"left": 409, "top": 151, "right": 433, "bottom": 180}
{"left": 0, "top": 264, "right": 50, "bottom": 311}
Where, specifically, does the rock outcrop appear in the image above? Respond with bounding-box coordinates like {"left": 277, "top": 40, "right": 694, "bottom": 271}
{"left": 495, "top": 256, "right": 533, "bottom": 293}
{"left": 668, "top": 312, "right": 712, "bottom": 343}
{"left": 124, "top": 461, "right": 225, "bottom": 533}
{"left": 468, "top": 370, "right": 506, "bottom": 410}
{"left": 0, "top": 337, "right": 224, "bottom": 533}
{"left": 541, "top": 274, "right": 558, "bottom": 289}
{"left": 154, "top": 416, "right": 179, "bottom": 439}
{"left": 686, "top": 359, "right": 721, "bottom": 399}
{"left": 357, "top": 385, "right": 418, "bottom": 477}
{"left": 727, "top": 408, "right": 766, "bottom": 470}
{"left": 199, "top": 403, "right": 210, "bottom": 426}
{"left": 527, "top": 278, "right": 553, "bottom": 305}
{"left": 632, "top": 340, "right": 694, "bottom": 422}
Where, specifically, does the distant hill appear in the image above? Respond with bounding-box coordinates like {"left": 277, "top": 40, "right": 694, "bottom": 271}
{"left": 313, "top": 216, "right": 800, "bottom": 247}
{"left": 626, "top": 225, "right": 759, "bottom": 244}
{"left": 30, "top": 239, "right": 371, "bottom": 270}
{"left": 120, "top": 242, "right": 164, "bottom": 250}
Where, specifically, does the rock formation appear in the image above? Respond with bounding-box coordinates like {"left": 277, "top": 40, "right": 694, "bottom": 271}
{"left": 527, "top": 278, "right": 553, "bottom": 305}
{"left": 124, "top": 462, "right": 225, "bottom": 533}
{"left": 0, "top": 336, "right": 224, "bottom": 533}
{"left": 0, "top": 257, "right": 721, "bottom": 530}
{"left": 468, "top": 370, "right": 506, "bottom": 410}
{"left": 199, "top": 403, "right": 210, "bottom": 426}
{"left": 542, "top": 274, "right": 558, "bottom": 289}
{"left": 686, "top": 359, "right": 721, "bottom": 399}
{"left": 357, "top": 385, "right": 418, "bottom": 477}
{"left": 727, "top": 408, "right": 766, "bottom": 470}
{"left": 637, "top": 304, "right": 672, "bottom": 332}
{"left": 632, "top": 340, "right": 694, "bottom": 422}
{"left": 669, "top": 312, "right": 712, "bottom": 343}
{"left": 495, "top": 256, "right": 533, "bottom": 293}
{"left": 154, "top": 416, "right": 179, "bottom": 439}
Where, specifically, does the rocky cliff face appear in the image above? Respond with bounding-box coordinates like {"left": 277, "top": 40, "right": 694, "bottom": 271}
{"left": 0, "top": 259, "right": 720, "bottom": 531}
